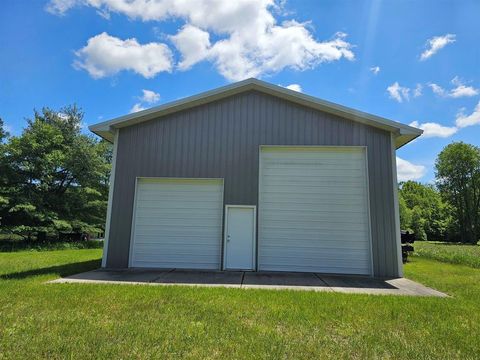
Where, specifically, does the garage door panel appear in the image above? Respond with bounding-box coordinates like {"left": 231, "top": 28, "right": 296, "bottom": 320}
{"left": 134, "top": 219, "right": 221, "bottom": 227}
{"left": 130, "top": 178, "right": 223, "bottom": 269}
{"left": 259, "top": 147, "right": 372, "bottom": 275}
{"left": 258, "top": 263, "right": 370, "bottom": 273}
{"left": 261, "top": 232, "right": 369, "bottom": 242}
{"left": 262, "top": 199, "right": 365, "bottom": 208}
{"left": 261, "top": 150, "right": 364, "bottom": 159}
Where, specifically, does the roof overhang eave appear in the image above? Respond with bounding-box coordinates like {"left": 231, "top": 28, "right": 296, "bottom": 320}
{"left": 88, "top": 78, "right": 424, "bottom": 148}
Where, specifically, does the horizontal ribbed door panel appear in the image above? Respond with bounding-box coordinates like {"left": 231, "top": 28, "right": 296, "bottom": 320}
{"left": 259, "top": 147, "right": 372, "bottom": 275}
{"left": 130, "top": 178, "right": 223, "bottom": 269}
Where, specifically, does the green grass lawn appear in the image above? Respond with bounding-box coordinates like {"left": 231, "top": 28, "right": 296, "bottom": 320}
{"left": 1, "top": 248, "right": 479, "bottom": 359}
{"left": 413, "top": 241, "right": 480, "bottom": 268}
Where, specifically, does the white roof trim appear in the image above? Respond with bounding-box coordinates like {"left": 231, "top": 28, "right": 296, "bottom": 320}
{"left": 89, "top": 78, "right": 422, "bottom": 148}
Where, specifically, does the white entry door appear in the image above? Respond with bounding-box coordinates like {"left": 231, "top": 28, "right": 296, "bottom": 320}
{"left": 224, "top": 206, "right": 256, "bottom": 270}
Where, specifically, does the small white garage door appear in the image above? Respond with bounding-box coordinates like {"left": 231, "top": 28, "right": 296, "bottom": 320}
{"left": 258, "top": 147, "right": 372, "bottom": 275}
{"left": 130, "top": 178, "right": 223, "bottom": 269}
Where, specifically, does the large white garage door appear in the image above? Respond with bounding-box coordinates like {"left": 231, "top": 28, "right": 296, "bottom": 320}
{"left": 130, "top": 178, "right": 223, "bottom": 269}
{"left": 259, "top": 147, "right": 372, "bottom": 275}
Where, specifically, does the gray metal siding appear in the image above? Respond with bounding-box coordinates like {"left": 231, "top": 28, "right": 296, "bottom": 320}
{"left": 106, "top": 90, "right": 400, "bottom": 277}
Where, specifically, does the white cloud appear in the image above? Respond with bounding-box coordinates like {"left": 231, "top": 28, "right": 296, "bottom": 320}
{"left": 130, "top": 89, "right": 160, "bottom": 113}
{"left": 370, "top": 66, "right": 380, "bottom": 75}
{"left": 130, "top": 103, "right": 146, "bottom": 113}
{"left": 449, "top": 77, "right": 479, "bottom": 98}
{"left": 456, "top": 101, "right": 480, "bottom": 128}
{"left": 409, "top": 121, "right": 457, "bottom": 138}
{"left": 413, "top": 83, "right": 423, "bottom": 97}
{"left": 450, "top": 85, "right": 479, "bottom": 98}
{"left": 170, "top": 25, "right": 211, "bottom": 70}
{"left": 74, "top": 32, "right": 173, "bottom": 78}
{"left": 140, "top": 89, "right": 160, "bottom": 103}
{"left": 45, "top": 0, "right": 78, "bottom": 14}
{"left": 50, "top": 0, "right": 355, "bottom": 81}
{"left": 387, "top": 82, "right": 410, "bottom": 103}
{"left": 429, "top": 77, "right": 478, "bottom": 98}
{"left": 428, "top": 83, "right": 446, "bottom": 96}
{"left": 420, "top": 34, "right": 456, "bottom": 61}
{"left": 396, "top": 157, "right": 427, "bottom": 182}
{"left": 282, "top": 84, "right": 302, "bottom": 92}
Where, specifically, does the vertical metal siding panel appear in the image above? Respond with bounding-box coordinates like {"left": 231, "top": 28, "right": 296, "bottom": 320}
{"left": 212, "top": 103, "right": 220, "bottom": 178}
{"left": 383, "top": 134, "right": 394, "bottom": 276}
{"left": 305, "top": 110, "right": 314, "bottom": 145}
{"left": 179, "top": 112, "right": 187, "bottom": 177}
{"left": 324, "top": 115, "right": 332, "bottom": 145}
{"left": 268, "top": 96, "right": 277, "bottom": 145}
{"left": 106, "top": 91, "right": 398, "bottom": 275}
{"left": 205, "top": 106, "right": 211, "bottom": 177}
{"left": 231, "top": 97, "right": 239, "bottom": 202}
{"left": 239, "top": 95, "right": 247, "bottom": 202}
{"left": 250, "top": 94, "right": 258, "bottom": 203}
{"left": 161, "top": 118, "right": 169, "bottom": 176}
{"left": 151, "top": 120, "right": 158, "bottom": 176}
{"left": 186, "top": 110, "right": 194, "bottom": 176}
{"left": 226, "top": 98, "right": 234, "bottom": 202}
{"left": 157, "top": 118, "right": 165, "bottom": 175}
{"left": 205, "top": 106, "right": 211, "bottom": 176}
{"left": 380, "top": 134, "right": 392, "bottom": 275}
{"left": 366, "top": 130, "right": 380, "bottom": 276}
{"left": 385, "top": 135, "right": 398, "bottom": 276}
{"left": 296, "top": 105, "right": 304, "bottom": 144}
{"left": 371, "top": 132, "right": 383, "bottom": 275}
{"left": 220, "top": 101, "right": 228, "bottom": 185}
{"left": 173, "top": 114, "right": 180, "bottom": 176}
{"left": 269, "top": 98, "right": 277, "bottom": 144}
{"left": 247, "top": 94, "right": 256, "bottom": 204}
{"left": 291, "top": 103, "right": 299, "bottom": 143}
{"left": 200, "top": 107, "right": 207, "bottom": 177}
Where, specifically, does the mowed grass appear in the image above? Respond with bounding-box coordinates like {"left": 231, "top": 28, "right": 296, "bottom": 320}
{"left": 1, "top": 249, "right": 479, "bottom": 359}
{"left": 413, "top": 241, "right": 480, "bottom": 268}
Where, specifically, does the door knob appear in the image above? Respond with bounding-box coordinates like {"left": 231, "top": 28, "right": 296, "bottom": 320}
{"left": 227, "top": 235, "right": 231, "bottom": 242}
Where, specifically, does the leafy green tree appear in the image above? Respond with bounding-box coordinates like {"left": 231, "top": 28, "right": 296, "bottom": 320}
{"left": 0, "top": 106, "right": 111, "bottom": 239}
{"left": 0, "top": 118, "right": 8, "bottom": 142}
{"left": 0, "top": 118, "right": 10, "bottom": 229}
{"left": 399, "top": 181, "right": 450, "bottom": 241}
{"left": 411, "top": 206, "right": 427, "bottom": 241}
{"left": 436, "top": 142, "right": 480, "bottom": 244}
{"left": 398, "top": 191, "right": 412, "bottom": 230}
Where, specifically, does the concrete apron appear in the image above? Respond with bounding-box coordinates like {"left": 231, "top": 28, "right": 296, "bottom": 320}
{"left": 48, "top": 269, "right": 448, "bottom": 297}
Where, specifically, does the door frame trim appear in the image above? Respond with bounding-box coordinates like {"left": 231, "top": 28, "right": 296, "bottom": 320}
{"left": 223, "top": 205, "right": 257, "bottom": 271}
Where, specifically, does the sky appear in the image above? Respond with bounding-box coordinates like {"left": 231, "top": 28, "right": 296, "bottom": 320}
{"left": 1, "top": 0, "right": 479, "bottom": 183}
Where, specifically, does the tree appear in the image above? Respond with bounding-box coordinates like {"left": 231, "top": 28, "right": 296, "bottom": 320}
{"left": 0, "top": 106, "right": 111, "bottom": 239}
{"left": 435, "top": 142, "right": 480, "bottom": 244}
{"left": 0, "top": 118, "right": 10, "bottom": 229}
{"left": 398, "top": 192, "right": 412, "bottom": 230}
{"left": 410, "top": 206, "right": 427, "bottom": 241}
{"left": 399, "top": 181, "right": 451, "bottom": 241}
{"left": 0, "top": 118, "right": 9, "bottom": 142}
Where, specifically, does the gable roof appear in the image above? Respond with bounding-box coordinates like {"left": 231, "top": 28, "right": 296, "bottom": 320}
{"left": 89, "top": 78, "right": 422, "bottom": 148}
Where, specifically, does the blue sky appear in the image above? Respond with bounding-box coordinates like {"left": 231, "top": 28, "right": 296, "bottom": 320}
{"left": 1, "top": 0, "right": 479, "bottom": 182}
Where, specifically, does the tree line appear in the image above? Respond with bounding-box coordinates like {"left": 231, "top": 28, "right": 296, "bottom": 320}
{"left": 0, "top": 105, "right": 479, "bottom": 244}
{"left": 400, "top": 142, "right": 480, "bottom": 244}
{"left": 0, "top": 106, "right": 111, "bottom": 241}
